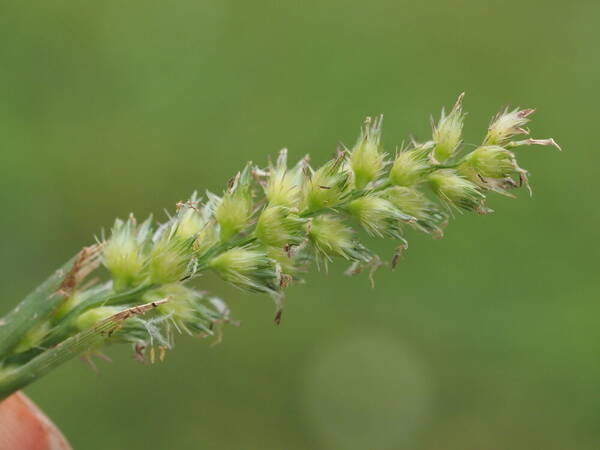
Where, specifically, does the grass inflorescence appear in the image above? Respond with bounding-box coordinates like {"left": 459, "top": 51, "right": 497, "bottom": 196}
{"left": 0, "top": 94, "right": 560, "bottom": 398}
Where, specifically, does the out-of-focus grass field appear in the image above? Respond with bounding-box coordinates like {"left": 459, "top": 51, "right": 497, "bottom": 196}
{"left": 0, "top": 1, "right": 597, "bottom": 448}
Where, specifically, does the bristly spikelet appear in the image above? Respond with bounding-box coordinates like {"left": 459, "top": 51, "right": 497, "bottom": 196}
{"left": 346, "top": 196, "right": 413, "bottom": 240}
{"left": 484, "top": 108, "right": 533, "bottom": 146}
{"left": 174, "top": 197, "right": 204, "bottom": 240}
{"left": 350, "top": 115, "right": 386, "bottom": 189}
{"left": 208, "top": 247, "right": 278, "bottom": 294}
{"left": 215, "top": 164, "right": 254, "bottom": 242}
{"left": 214, "top": 193, "right": 251, "bottom": 241}
{"left": 432, "top": 93, "right": 465, "bottom": 162}
{"left": 255, "top": 206, "right": 307, "bottom": 247}
{"left": 103, "top": 215, "right": 151, "bottom": 290}
{"left": 144, "top": 284, "right": 221, "bottom": 335}
{"left": 147, "top": 284, "right": 198, "bottom": 325}
{"left": 192, "top": 222, "right": 219, "bottom": 255}
{"left": 302, "top": 153, "right": 351, "bottom": 213}
{"left": 382, "top": 186, "right": 431, "bottom": 218}
{"left": 264, "top": 246, "right": 306, "bottom": 279}
{"left": 382, "top": 187, "right": 447, "bottom": 235}
{"left": 460, "top": 145, "right": 517, "bottom": 180}
{"left": 265, "top": 149, "right": 303, "bottom": 207}
{"left": 458, "top": 145, "right": 528, "bottom": 197}
{"left": 308, "top": 215, "right": 371, "bottom": 265}
{"left": 389, "top": 144, "right": 432, "bottom": 187}
{"left": 149, "top": 229, "right": 195, "bottom": 284}
{"left": 428, "top": 169, "right": 487, "bottom": 213}
{"left": 174, "top": 195, "right": 219, "bottom": 255}
{"left": 484, "top": 107, "right": 561, "bottom": 151}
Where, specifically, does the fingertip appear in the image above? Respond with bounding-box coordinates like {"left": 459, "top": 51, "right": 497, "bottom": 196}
{"left": 0, "top": 392, "right": 71, "bottom": 450}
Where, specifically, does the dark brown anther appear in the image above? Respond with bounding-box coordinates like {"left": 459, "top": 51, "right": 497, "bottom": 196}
{"left": 274, "top": 309, "right": 283, "bottom": 325}
{"left": 391, "top": 253, "right": 400, "bottom": 270}
{"left": 133, "top": 343, "right": 146, "bottom": 363}
{"left": 391, "top": 244, "right": 407, "bottom": 270}
{"left": 227, "top": 175, "right": 236, "bottom": 190}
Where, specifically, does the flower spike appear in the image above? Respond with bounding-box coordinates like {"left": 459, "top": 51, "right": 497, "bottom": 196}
{"left": 0, "top": 94, "right": 559, "bottom": 400}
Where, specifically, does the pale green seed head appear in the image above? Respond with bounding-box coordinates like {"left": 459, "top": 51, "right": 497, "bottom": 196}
{"left": 193, "top": 222, "right": 218, "bottom": 255}
{"left": 215, "top": 193, "right": 252, "bottom": 242}
{"left": 163, "top": 286, "right": 192, "bottom": 317}
{"left": 382, "top": 186, "right": 447, "bottom": 235}
{"left": 432, "top": 93, "right": 465, "bottom": 163}
{"left": 302, "top": 155, "right": 350, "bottom": 213}
{"left": 382, "top": 186, "right": 428, "bottom": 218}
{"left": 103, "top": 217, "right": 148, "bottom": 290}
{"left": 208, "top": 247, "right": 264, "bottom": 276}
{"left": 484, "top": 108, "right": 533, "bottom": 146}
{"left": 265, "top": 149, "right": 303, "bottom": 207}
{"left": 174, "top": 197, "right": 219, "bottom": 255}
{"left": 308, "top": 215, "right": 369, "bottom": 262}
{"left": 428, "top": 169, "right": 485, "bottom": 212}
{"left": 215, "top": 164, "right": 254, "bottom": 242}
{"left": 142, "top": 284, "right": 224, "bottom": 337}
{"left": 460, "top": 145, "right": 516, "bottom": 180}
{"left": 265, "top": 246, "right": 299, "bottom": 276}
{"left": 266, "top": 172, "right": 299, "bottom": 207}
{"left": 145, "top": 284, "right": 194, "bottom": 322}
{"left": 255, "top": 205, "right": 307, "bottom": 247}
{"left": 175, "top": 208, "right": 204, "bottom": 240}
{"left": 347, "top": 196, "right": 408, "bottom": 239}
{"left": 149, "top": 235, "right": 193, "bottom": 284}
{"left": 389, "top": 149, "right": 430, "bottom": 187}
{"left": 208, "top": 247, "right": 277, "bottom": 294}
{"left": 350, "top": 116, "right": 386, "bottom": 189}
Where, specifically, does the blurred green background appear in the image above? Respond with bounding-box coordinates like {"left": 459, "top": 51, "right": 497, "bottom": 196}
{"left": 0, "top": 1, "right": 596, "bottom": 449}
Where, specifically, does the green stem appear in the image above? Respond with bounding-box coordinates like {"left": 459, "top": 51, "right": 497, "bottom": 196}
{"left": 0, "top": 256, "right": 77, "bottom": 360}
{"left": 3, "top": 284, "right": 155, "bottom": 366}
{"left": 0, "top": 300, "right": 165, "bottom": 400}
